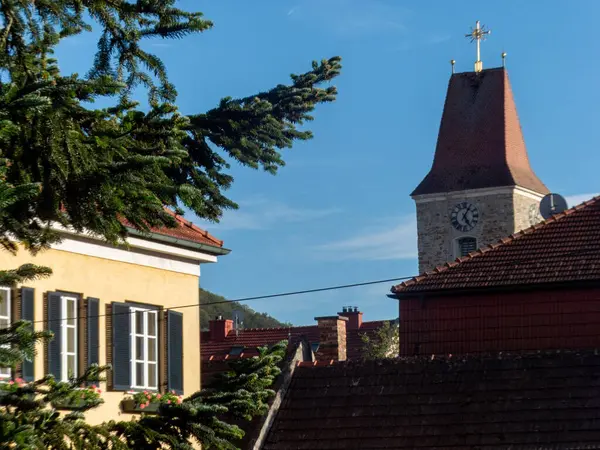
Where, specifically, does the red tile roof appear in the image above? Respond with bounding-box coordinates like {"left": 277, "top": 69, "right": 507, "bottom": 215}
{"left": 121, "top": 208, "right": 224, "bottom": 248}
{"left": 201, "top": 320, "right": 389, "bottom": 362}
{"left": 264, "top": 350, "right": 600, "bottom": 449}
{"left": 393, "top": 195, "right": 600, "bottom": 294}
{"left": 201, "top": 326, "right": 319, "bottom": 361}
{"left": 412, "top": 68, "right": 548, "bottom": 196}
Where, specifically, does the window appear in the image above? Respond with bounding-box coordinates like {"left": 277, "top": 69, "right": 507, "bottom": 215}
{"left": 47, "top": 292, "right": 97, "bottom": 383}
{"left": 0, "top": 288, "right": 11, "bottom": 380}
{"left": 131, "top": 308, "right": 158, "bottom": 390}
{"left": 61, "top": 296, "right": 78, "bottom": 381}
{"left": 455, "top": 237, "right": 477, "bottom": 258}
{"left": 111, "top": 303, "right": 183, "bottom": 394}
{"left": 229, "top": 346, "right": 244, "bottom": 356}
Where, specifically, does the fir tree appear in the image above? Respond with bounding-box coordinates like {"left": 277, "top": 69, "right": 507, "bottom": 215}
{"left": 0, "top": 1, "right": 341, "bottom": 448}
{"left": 107, "top": 341, "right": 288, "bottom": 449}
{"left": 360, "top": 321, "right": 400, "bottom": 360}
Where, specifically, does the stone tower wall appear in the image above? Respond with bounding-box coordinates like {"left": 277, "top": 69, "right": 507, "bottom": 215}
{"left": 415, "top": 188, "right": 544, "bottom": 273}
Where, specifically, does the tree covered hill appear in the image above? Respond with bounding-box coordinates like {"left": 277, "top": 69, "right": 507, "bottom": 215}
{"left": 200, "top": 288, "right": 291, "bottom": 330}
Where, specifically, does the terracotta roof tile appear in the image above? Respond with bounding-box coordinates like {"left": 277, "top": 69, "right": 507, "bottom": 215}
{"left": 265, "top": 350, "right": 600, "bottom": 449}
{"left": 201, "top": 320, "right": 390, "bottom": 361}
{"left": 393, "top": 196, "right": 600, "bottom": 294}
{"left": 412, "top": 68, "right": 548, "bottom": 196}
{"left": 121, "top": 208, "right": 224, "bottom": 248}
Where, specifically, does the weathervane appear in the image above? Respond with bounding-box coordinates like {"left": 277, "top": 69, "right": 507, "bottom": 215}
{"left": 465, "top": 20, "right": 491, "bottom": 73}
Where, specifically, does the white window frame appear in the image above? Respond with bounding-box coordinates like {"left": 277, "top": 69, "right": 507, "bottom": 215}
{"left": 61, "top": 295, "right": 78, "bottom": 382}
{"left": 454, "top": 236, "right": 478, "bottom": 259}
{"left": 0, "top": 287, "right": 11, "bottom": 380}
{"left": 130, "top": 307, "right": 158, "bottom": 390}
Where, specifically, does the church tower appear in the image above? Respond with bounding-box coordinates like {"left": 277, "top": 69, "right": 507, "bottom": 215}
{"left": 413, "top": 22, "right": 549, "bottom": 273}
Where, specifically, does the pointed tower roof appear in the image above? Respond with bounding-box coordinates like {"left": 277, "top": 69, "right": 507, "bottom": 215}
{"left": 412, "top": 67, "right": 549, "bottom": 196}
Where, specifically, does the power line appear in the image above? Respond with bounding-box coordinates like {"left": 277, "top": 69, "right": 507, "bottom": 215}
{"left": 28, "top": 244, "right": 600, "bottom": 325}
{"left": 198, "top": 277, "right": 413, "bottom": 307}
{"left": 31, "top": 276, "right": 414, "bottom": 325}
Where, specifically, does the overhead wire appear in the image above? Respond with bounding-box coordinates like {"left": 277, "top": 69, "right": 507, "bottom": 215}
{"left": 31, "top": 276, "right": 414, "bottom": 325}
{"left": 28, "top": 244, "right": 600, "bottom": 325}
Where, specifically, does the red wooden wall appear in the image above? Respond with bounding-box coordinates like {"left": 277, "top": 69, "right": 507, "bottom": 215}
{"left": 399, "top": 287, "right": 600, "bottom": 356}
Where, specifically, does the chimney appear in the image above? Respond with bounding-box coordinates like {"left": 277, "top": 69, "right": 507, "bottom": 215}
{"left": 314, "top": 315, "right": 348, "bottom": 362}
{"left": 209, "top": 315, "right": 234, "bottom": 341}
{"left": 338, "top": 305, "right": 363, "bottom": 330}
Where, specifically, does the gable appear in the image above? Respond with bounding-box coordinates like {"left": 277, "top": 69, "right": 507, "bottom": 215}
{"left": 394, "top": 196, "right": 600, "bottom": 294}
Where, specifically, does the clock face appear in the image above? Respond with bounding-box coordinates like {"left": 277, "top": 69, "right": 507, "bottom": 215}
{"left": 528, "top": 203, "right": 542, "bottom": 225}
{"left": 450, "top": 202, "right": 479, "bottom": 232}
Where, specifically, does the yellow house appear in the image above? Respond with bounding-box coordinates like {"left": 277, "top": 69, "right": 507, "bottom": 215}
{"left": 0, "top": 210, "right": 228, "bottom": 424}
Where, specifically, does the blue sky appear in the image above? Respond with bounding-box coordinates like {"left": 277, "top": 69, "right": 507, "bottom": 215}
{"left": 56, "top": 1, "right": 600, "bottom": 326}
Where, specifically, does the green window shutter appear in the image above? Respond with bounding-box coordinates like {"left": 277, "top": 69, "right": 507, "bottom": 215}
{"left": 167, "top": 310, "right": 184, "bottom": 395}
{"left": 20, "top": 287, "right": 35, "bottom": 382}
{"left": 111, "top": 302, "right": 131, "bottom": 390}
{"left": 47, "top": 292, "right": 62, "bottom": 379}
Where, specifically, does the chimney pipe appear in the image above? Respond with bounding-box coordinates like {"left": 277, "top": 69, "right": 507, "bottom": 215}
{"left": 338, "top": 306, "right": 363, "bottom": 330}
{"left": 209, "top": 317, "right": 234, "bottom": 341}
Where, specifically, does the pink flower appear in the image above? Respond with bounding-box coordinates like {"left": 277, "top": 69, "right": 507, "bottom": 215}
{"left": 176, "top": 398, "right": 182, "bottom": 404}
{"left": 145, "top": 401, "right": 150, "bottom": 407}
{"left": 97, "top": 389, "right": 102, "bottom": 394}
{"left": 143, "top": 390, "right": 148, "bottom": 395}
{"left": 167, "top": 400, "right": 171, "bottom": 404}
{"left": 139, "top": 403, "right": 146, "bottom": 409}
{"left": 91, "top": 384, "right": 97, "bottom": 389}
{"left": 146, "top": 394, "right": 151, "bottom": 400}
{"left": 156, "top": 394, "right": 162, "bottom": 399}
{"left": 8, "top": 381, "right": 13, "bottom": 385}
{"left": 15, "top": 378, "right": 23, "bottom": 383}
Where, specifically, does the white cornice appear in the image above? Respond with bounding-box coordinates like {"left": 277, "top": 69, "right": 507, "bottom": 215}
{"left": 44, "top": 223, "right": 219, "bottom": 276}
{"left": 51, "top": 235, "right": 202, "bottom": 276}
{"left": 412, "top": 185, "right": 546, "bottom": 204}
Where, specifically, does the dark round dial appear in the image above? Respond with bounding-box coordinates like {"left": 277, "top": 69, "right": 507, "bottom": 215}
{"left": 450, "top": 202, "right": 479, "bottom": 232}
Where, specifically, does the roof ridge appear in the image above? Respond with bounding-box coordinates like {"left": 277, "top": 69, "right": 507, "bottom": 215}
{"left": 392, "top": 195, "right": 600, "bottom": 293}
{"left": 226, "top": 324, "right": 317, "bottom": 333}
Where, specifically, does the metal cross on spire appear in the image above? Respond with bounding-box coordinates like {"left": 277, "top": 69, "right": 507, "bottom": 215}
{"left": 465, "top": 20, "right": 491, "bottom": 73}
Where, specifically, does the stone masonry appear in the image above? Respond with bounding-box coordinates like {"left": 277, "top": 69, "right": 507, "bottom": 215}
{"left": 314, "top": 315, "right": 347, "bottom": 362}
{"left": 415, "top": 188, "right": 544, "bottom": 273}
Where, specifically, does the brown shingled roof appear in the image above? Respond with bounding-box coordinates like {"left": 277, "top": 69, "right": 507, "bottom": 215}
{"left": 412, "top": 67, "right": 549, "bottom": 196}
{"left": 392, "top": 195, "right": 600, "bottom": 294}
{"left": 264, "top": 350, "right": 600, "bottom": 449}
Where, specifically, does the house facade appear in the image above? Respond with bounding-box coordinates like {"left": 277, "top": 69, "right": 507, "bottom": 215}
{"left": 0, "top": 211, "right": 228, "bottom": 423}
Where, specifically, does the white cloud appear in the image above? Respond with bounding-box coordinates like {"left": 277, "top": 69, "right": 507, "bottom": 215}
{"left": 195, "top": 197, "right": 341, "bottom": 231}
{"left": 312, "top": 215, "right": 417, "bottom": 261}
{"left": 287, "top": 0, "right": 410, "bottom": 38}
{"left": 565, "top": 192, "right": 599, "bottom": 208}
{"left": 310, "top": 192, "right": 599, "bottom": 262}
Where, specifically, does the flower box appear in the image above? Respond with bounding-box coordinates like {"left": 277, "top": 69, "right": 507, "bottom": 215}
{"left": 121, "top": 398, "right": 161, "bottom": 414}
